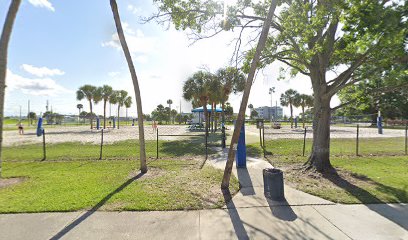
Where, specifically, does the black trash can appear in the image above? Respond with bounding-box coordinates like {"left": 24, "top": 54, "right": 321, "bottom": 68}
{"left": 263, "top": 168, "right": 284, "bottom": 201}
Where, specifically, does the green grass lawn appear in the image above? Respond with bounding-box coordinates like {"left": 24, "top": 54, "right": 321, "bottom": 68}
{"left": 3, "top": 138, "right": 219, "bottom": 162}
{"left": 246, "top": 137, "right": 408, "bottom": 204}
{"left": 279, "top": 156, "right": 408, "bottom": 204}
{"left": 0, "top": 159, "right": 239, "bottom": 213}
{"left": 247, "top": 137, "right": 406, "bottom": 157}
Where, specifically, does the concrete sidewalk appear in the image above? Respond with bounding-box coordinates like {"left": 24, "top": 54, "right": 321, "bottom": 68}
{"left": 0, "top": 153, "right": 407, "bottom": 240}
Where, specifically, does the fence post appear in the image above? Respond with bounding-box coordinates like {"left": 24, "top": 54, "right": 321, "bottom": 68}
{"left": 356, "top": 124, "right": 359, "bottom": 156}
{"left": 303, "top": 127, "right": 307, "bottom": 157}
{"left": 405, "top": 124, "right": 407, "bottom": 155}
{"left": 99, "top": 129, "right": 104, "bottom": 160}
{"left": 42, "top": 129, "right": 46, "bottom": 161}
{"left": 156, "top": 128, "right": 159, "bottom": 159}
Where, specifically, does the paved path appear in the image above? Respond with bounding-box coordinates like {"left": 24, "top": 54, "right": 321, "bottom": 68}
{"left": 1, "top": 152, "right": 407, "bottom": 239}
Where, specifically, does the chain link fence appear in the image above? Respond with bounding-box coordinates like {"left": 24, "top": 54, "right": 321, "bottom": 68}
{"left": 253, "top": 119, "right": 408, "bottom": 157}
{"left": 3, "top": 122, "right": 224, "bottom": 163}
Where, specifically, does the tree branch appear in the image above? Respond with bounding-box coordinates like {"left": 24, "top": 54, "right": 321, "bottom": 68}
{"left": 331, "top": 82, "right": 408, "bottom": 112}
{"left": 327, "top": 51, "right": 370, "bottom": 96}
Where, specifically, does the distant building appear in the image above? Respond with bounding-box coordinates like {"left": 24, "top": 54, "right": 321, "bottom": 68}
{"left": 255, "top": 106, "right": 283, "bottom": 120}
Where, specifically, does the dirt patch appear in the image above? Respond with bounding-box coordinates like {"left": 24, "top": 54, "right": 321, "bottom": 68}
{"left": 283, "top": 164, "right": 373, "bottom": 186}
{"left": 282, "top": 164, "right": 385, "bottom": 203}
{"left": 0, "top": 177, "right": 27, "bottom": 189}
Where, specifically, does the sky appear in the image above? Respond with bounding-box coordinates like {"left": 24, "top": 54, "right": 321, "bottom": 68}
{"left": 1, "top": 0, "right": 340, "bottom": 119}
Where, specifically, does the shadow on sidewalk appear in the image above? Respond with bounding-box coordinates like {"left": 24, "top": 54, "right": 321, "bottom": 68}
{"left": 324, "top": 171, "right": 408, "bottom": 231}
{"left": 49, "top": 172, "right": 145, "bottom": 240}
{"left": 237, "top": 167, "right": 255, "bottom": 196}
{"left": 267, "top": 198, "right": 297, "bottom": 222}
{"left": 222, "top": 189, "right": 249, "bottom": 240}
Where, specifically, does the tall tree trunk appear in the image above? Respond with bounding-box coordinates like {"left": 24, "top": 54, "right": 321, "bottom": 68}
{"left": 211, "top": 102, "right": 214, "bottom": 132}
{"left": 89, "top": 100, "right": 93, "bottom": 129}
{"left": 306, "top": 69, "right": 333, "bottom": 172}
{"left": 103, "top": 100, "right": 107, "bottom": 129}
{"left": 117, "top": 105, "right": 120, "bottom": 129}
{"left": 0, "top": 0, "right": 21, "bottom": 178}
{"left": 214, "top": 104, "right": 218, "bottom": 132}
{"left": 290, "top": 104, "right": 293, "bottom": 128}
{"left": 302, "top": 106, "right": 305, "bottom": 128}
{"left": 307, "top": 97, "right": 332, "bottom": 171}
{"left": 203, "top": 103, "right": 208, "bottom": 136}
{"left": 110, "top": 0, "right": 147, "bottom": 173}
{"left": 168, "top": 104, "right": 171, "bottom": 124}
{"left": 221, "top": 0, "right": 278, "bottom": 189}
{"left": 221, "top": 101, "right": 225, "bottom": 125}
{"left": 221, "top": 101, "right": 226, "bottom": 148}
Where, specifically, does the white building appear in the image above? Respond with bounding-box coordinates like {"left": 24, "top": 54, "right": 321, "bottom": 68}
{"left": 255, "top": 106, "right": 283, "bottom": 120}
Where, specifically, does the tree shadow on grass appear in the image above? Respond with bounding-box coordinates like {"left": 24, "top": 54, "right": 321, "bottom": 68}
{"left": 323, "top": 170, "right": 408, "bottom": 230}
{"left": 160, "top": 136, "right": 217, "bottom": 157}
{"left": 49, "top": 172, "right": 145, "bottom": 240}
{"left": 246, "top": 145, "right": 263, "bottom": 158}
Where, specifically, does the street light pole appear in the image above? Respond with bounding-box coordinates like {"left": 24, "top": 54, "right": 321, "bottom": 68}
{"left": 269, "top": 87, "right": 275, "bottom": 123}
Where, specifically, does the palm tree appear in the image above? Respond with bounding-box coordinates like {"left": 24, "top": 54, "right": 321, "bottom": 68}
{"left": 294, "top": 94, "right": 314, "bottom": 128}
{"left": 222, "top": 1, "right": 277, "bottom": 189}
{"left": 97, "top": 85, "right": 113, "bottom": 129}
{"left": 280, "top": 89, "right": 299, "bottom": 128}
{"left": 0, "top": 0, "right": 22, "bottom": 178}
{"left": 76, "top": 104, "right": 83, "bottom": 125}
{"left": 170, "top": 109, "right": 177, "bottom": 124}
{"left": 216, "top": 67, "right": 245, "bottom": 123}
{"left": 110, "top": 90, "right": 129, "bottom": 129}
{"left": 215, "top": 67, "right": 245, "bottom": 143}
{"left": 76, "top": 85, "right": 98, "bottom": 129}
{"left": 124, "top": 95, "right": 132, "bottom": 125}
{"left": 207, "top": 76, "right": 221, "bottom": 132}
{"left": 248, "top": 104, "right": 254, "bottom": 119}
{"left": 183, "top": 71, "right": 212, "bottom": 135}
{"left": 28, "top": 112, "right": 37, "bottom": 125}
{"left": 167, "top": 99, "right": 172, "bottom": 124}
{"left": 110, "top": 0, "right": 147, "bottom": 173}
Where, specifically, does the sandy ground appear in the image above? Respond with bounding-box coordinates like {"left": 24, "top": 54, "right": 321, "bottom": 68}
{"left": 3, "top": 124, "right": 405, "bottom": 147}
{"left": 244, "top": 124, "right": 406, "bottom": 140}
{"left": 3, "top": 125, "right": 205, "bottom": 147}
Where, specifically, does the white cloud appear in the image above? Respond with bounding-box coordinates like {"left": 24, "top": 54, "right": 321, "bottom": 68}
{"left": 28, "top": 0, "right": 55, "bottom": 12}
{"left": 102, "top": 23, "right": 156, "bottom": 56}
{"left": 127, "top": 4, "right": 139, "bottom": 14}
{"left": 21, "top": 64, "right": 65, "bottom": 77}
{"left": 108, "top": 71, "right": 120, "bottom": 77}
{"left": 134, "top": 55, "right": 148, "bottom": 64}
{"left": 6, "top": 69, "right": 70, "bottom": 96}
